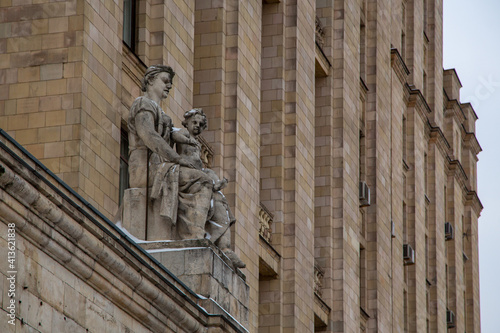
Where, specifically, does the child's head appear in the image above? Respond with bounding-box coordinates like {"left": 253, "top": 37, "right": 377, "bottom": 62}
{"left": 182, "top": 108, "right": 208, "bottom": 132}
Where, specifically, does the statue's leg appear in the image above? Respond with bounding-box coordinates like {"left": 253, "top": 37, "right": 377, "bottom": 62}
{"left": 177, "top": 168, "right": 213, "bottom": 239}
{"left": 210, "top": 194, "right": 245, "bottom": 268}
{"left": 207, "top": 194, "right": 232, "bottom": 241}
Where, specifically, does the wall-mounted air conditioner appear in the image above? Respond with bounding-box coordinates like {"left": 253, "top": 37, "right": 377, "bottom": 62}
{"left": 445, "top": 222, "right": 454, "bottom": 241}
{"left": 446, "top": 309, "right": 455, "bottom": 328}
{"left": 359, "top": 181, "right": 370, "bottom": 207}
{"left": 403, "top": 244, "right": 415, "bottom": 265}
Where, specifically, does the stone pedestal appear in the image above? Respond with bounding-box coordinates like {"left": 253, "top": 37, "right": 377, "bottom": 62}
{"left": 141, "top": 239, "right": 249, "bottom": 327}
{"left": 122, "top": 188, "right": 147, "bottom": 239}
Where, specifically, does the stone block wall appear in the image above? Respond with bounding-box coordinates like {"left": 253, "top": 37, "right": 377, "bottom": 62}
{"left": 0, "top": 0, "right": 84, "bottom": 205}
{"left": 0, "top": 0, "right": 482, "bottom": 332}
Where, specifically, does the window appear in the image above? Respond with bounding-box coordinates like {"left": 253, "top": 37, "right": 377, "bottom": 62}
{"left": 119, "top": 129, "right": 129, "bottom": 205}
{"left": 423, "top": 43, "right": 428, "bottom": 97}
{"left": 401, "top": 2, "right": 407, "bottom": 60}
{"left": 424, "top": 153, "right": 428, "bottom": 195}
{"left": 359, "top": 209, "right": 367, "bottom": 311}
{"left": 402, "top": 116, "right": 407, "bottom": 162}
{"left": 423, "top": 0, "right": 428, "bottom": 34}
{"left": 404, "top": 290, "right": 409, "bottom": 333}
{"left": 123, "top": 0, "right": 136, "bottom": 51}
{"left": 360, "top": 0, "right": 367, "bottom": 81}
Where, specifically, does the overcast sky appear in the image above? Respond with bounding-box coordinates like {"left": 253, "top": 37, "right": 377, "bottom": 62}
{"left": 443, "top": 1, "right": 500, "bottom": 331}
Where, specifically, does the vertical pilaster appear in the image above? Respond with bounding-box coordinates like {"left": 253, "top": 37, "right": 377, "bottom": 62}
{"left": 329, "top": 0, "right": 361, "bottom": 332}
{"left": 282, "top": 0, "right": 316, "bottom": 331}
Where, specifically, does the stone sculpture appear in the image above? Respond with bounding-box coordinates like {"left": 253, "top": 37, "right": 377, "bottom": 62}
{"left": 123, "top": 65, "right": 244, "bottom": 268}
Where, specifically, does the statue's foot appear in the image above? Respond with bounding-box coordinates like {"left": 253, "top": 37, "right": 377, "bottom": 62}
{"left": 223, "top": 249, "right": 246, "bottom": 269}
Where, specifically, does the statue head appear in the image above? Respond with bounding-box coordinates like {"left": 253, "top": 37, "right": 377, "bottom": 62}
{"left": 141, "top": 65, "right": 176, "bottom": 93}
{"left": 182, "top": 108, "right": 208, "bottom": 136}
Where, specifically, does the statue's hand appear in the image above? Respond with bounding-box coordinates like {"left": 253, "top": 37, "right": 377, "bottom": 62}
{"left": 188, "top": 138, "right": 200, "bottom": 147}
{"left": 178, "top": 157, "right": 196, "bottom": 169}
{"left": 213, "top": 177, "right": 228, "bottom": 191}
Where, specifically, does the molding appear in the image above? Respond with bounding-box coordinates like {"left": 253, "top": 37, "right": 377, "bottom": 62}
{"left": 390, "top": 48, "right": 410, "bottom": 85}
{"left": 443, "top": 68, "right": 463, "bottom": 88}
{"left": 461, "top": 102, "right": 479, "bottom": 121}
{"left": 313, "top": 293, "right": 331, "bottom": 328}
{"left": 463, "top": 129, "right": 482, "bottom": 157}
{"left": 259, "top": 236, "right": 280, "bottom": 278}
{"left": 424, "top": 119, "right": 431, "bottom": 141}
{"left": 122, "top": 43, "right": 147, "bottom": 87}
{"left": 360, "top": 77, "right": 369, "bottom": 98}
{"left": 406, "top": 85, "right": 431, "bottom": 124}
{"left": 446, "top": 158, "right": 469, "bottom": 199}
{"left": 429, "top": 125, "right": 451, "bottom": 158}
{"left": 465, "top": 190, "right": 483, "bottom": 216}
{"left": 445, "top": 99, "right": 466, "bottom": 124}
{"left": 403, "top": 82, "right": 411, "bottom": 107}
{"left": 315, "top": 42, "right": 331, "bottom": 77}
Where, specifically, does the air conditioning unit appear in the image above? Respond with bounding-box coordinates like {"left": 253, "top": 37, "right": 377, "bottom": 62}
{"left": 359, "top": 181, "right": 370, "bottom": 207}
{"left": 403, "top": 244, "right": 415, "bottom": 265}
{"left": 445, "top": 222, "right": 454, "bottom": 241}
{"left": 446, "top": 309, "right": 456, "bottom": 328}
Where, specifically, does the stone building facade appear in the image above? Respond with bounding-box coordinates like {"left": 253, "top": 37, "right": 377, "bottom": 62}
{"left": 0, "top": 0, "right": 482, "bottom": 332}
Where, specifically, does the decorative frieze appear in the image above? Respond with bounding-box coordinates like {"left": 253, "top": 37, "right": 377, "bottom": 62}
{"left": 315, "top": 16, "right": 325, "bottom": 49}
{"left": 314, "top": 263, "right": 325, "bottom": 297}
{"left": 259, "top": 203, "right": 273, "bottom": 243}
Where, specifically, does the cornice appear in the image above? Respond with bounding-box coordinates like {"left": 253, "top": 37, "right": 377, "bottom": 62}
{"left": 390, "top": 48, "right": 410, "bottom": 85}
{"left": 445, "top": 99, "right": 466, "bottom": 124}
{"left": 461, "top": 102, "right": 479, "bottom": 121}
{"left": 465, "top": 190, "right": 484, "bottom": 217}
{"left": 360, "top": 77, "right": 369, "bottom": 99}
{"left": 403, "top": 83, "right": 411, "bottom": 107}
{"left": 424, "top": 120, "right": 431, "bottom": 141}
{"left": 446, "top": 157, "right": 469, "bottom": 197}
{"left": 463, "top": 130, "right": 482, "bottom": 156}
{"left": 429, "top": 125, "right": 450, "bottom": 158}
{"left": 406, "top": 85, "right": 432, "bottom": 123}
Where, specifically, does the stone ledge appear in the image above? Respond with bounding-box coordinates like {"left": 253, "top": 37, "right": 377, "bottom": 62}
{"left": 141, "top": 239, "right": 246, "bottom": 280}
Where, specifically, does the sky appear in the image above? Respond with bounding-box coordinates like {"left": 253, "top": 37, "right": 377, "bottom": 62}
{"left": 443, "top": 1, "right": 500, "bottom": 331}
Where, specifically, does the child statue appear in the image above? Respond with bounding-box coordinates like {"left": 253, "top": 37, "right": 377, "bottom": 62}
{"left": 172, "top": 108, "right": 245, "bottom": 268}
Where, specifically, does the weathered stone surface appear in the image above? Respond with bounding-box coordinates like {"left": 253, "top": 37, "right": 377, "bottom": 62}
{"left": 146, "top": 241, "right": 249, "bottom": 328}
{"left": 122, "top": 188, "right": 146, "bottom": 240}
{"left": 0, "top": 138, "right": 246, "bottom": 333}
{"left": 123, "top": 66, "right": 245, "bottom": 268}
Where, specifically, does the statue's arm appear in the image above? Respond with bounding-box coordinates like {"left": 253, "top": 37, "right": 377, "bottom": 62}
{"left": 135, "top": 111, "right": 181, "bottom": 163}
{"left": 172, "top": 129, "right": 198, "bottom": 146}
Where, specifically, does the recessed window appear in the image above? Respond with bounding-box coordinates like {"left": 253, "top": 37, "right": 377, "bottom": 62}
{"left": 119, "top": 128, "right": 129, "bottom": 206}
{"left": 123, "top": 0, "right": 136, "bottom": 51}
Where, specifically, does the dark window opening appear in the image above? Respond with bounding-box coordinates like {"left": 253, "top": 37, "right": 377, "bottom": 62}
{"left": 123, "top": 0, "right": 137, "bottom": 51}
{"left": 119, "top": 129, "right": 129, "bottom": 206}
